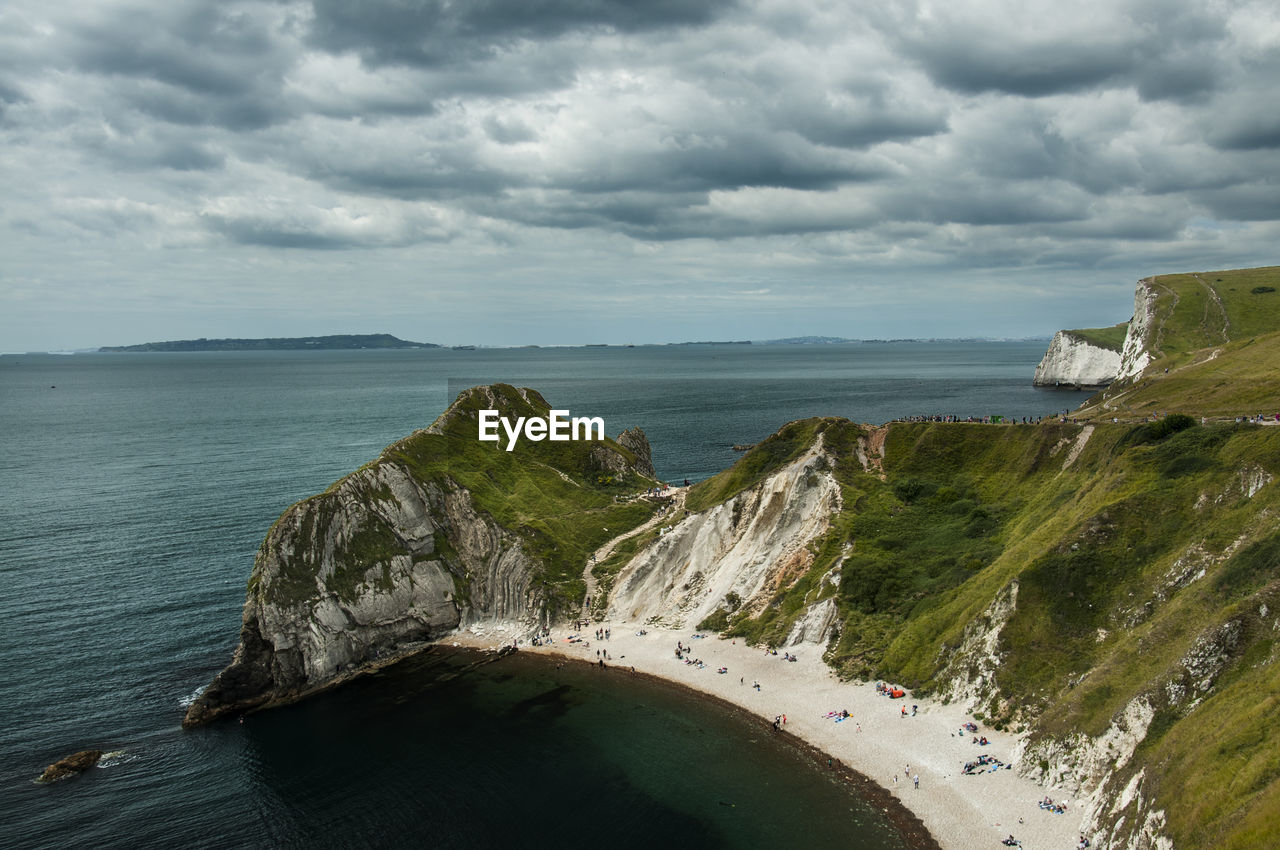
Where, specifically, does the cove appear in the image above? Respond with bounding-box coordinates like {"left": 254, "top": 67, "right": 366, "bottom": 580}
{"left": 236, "top": 647, "right": 919, "bottom": 848}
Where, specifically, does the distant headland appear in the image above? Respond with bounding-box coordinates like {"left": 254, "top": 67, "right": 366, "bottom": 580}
{"left": 99, "top": 334, "right": 438, "bottom": 352}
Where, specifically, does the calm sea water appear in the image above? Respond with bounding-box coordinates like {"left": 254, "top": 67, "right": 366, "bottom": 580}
{"left": 0, "top": 343, "right": 1066, "bottom": 848}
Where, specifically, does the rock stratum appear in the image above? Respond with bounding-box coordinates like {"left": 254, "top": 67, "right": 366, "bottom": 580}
{"left": 192, "top": 266, "right": 1280, "bottom": 850}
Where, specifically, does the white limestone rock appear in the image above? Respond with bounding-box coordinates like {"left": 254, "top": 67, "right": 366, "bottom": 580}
{"left": 607, "top": 440, "right": 840, "bottom": 629}
{"left": 1116, "top": 278, "right": 1161, "bottom": 382}
{"left": 1033, "top": 331, "right": 1122, "bottom": 387}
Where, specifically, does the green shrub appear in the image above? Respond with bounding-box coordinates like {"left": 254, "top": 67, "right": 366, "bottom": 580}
{"left": 698, "top": 608, "right": 731, "bottom": 632}
{"left": 1119, "top": 414, "right": 1198, "bottom": 448}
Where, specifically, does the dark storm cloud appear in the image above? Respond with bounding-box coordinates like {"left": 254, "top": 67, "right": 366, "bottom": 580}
{"left": 306, "top": 0, "right": 736, "bottom": 69}
{"left": 1132, "top": 56, "right": 1222, "bottom": 103}
{"left": 788, "top": 109, "right": 947, "bottom": 150}
{"left": 1210, "top": 117, "right": 1280, "bottom": 151}
{"left": 199, "top": 197, "right": 455, "bottom": 248}
{"left": 559, "top": 133, "right": 882, "bottom": 194}
{"left": 62, "top": 1, "right": 298, "bottom": 129}
{"left": 0, "top": 79, "right": 27, "bottom": 107}
{"left": 482, "top": 114, "right": 537, "bottom": 144}
{"left": 907, "top": 41, "right": 1134, "bottom": 98}
{"left": 882, "top": 0, "right": 1231, "bottom": 101}
{"left": 882, "top": 179, "right": 1091, "bottom": 227}
{"left": 202, "top": 219, "right": 358, "bottom": 249}
{"left": 315, "top": 158, "right": 527, "bottom": 199}
{"left": 1196, "top": 182, "right": 1280, "bottom": 222}
{"left": 111, "top": 77, "right": 289, "bottom": 130}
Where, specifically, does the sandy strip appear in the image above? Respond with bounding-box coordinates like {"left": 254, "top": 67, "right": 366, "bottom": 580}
{"left": 451, "top": 623, "right": 1085, "bottom": 850}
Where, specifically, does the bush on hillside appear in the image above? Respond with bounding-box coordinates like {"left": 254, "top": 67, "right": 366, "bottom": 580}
{"left": 1119, "top": 413, "right": 1198, "bottom": 449}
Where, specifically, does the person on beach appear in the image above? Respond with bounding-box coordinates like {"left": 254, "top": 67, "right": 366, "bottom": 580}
{"left": 913, "top": 774, "right": 919, "bottom": 789}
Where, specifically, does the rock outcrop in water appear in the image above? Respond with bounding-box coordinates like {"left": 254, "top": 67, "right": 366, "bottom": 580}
{"left": 37, "top": 750, "right": 102, "bottom": 783}
{"left": 184, "top": 385, "right": 659, "bottom": 727}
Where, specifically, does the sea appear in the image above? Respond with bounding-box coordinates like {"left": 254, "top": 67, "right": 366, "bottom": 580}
{"left": 0, "top": 342, "right": 1072, "bottom": 848}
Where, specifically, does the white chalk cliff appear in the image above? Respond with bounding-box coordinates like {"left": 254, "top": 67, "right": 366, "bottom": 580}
{"left": 608, "top": 440, "right": 841, "bottom": 641}
{"left": 1035, "top": 277, "right": 1167, "bottom": 389}
{"left": 1033, "top": 331, "right": 1123, "bottom": 387}
{"left": 1116, "top": 277, "right": 1161, "bottom": 382}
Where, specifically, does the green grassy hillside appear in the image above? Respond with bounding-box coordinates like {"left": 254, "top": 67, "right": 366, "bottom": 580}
{"left": 1078, "top": 266, "right": 1280, "bottom": 420}
{"left": 1084, "top": 330, "right": 1280, "bottom": 420}
{"left": 1067, "top": 322, "right": 1128, "bottom": 352}
{"left": 689, "top": 264, "right": 1280, "bottom": 847}
{"left": 1149, "top": 266, "right": 1280, "bottom": 351}
{"left": 697, "top": 414, "right": 1280, "bottom": 849}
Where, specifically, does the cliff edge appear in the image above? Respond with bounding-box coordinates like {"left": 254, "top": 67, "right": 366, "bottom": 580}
{"left": 1032, "top": 328, "right": 1124, "bottom": 387}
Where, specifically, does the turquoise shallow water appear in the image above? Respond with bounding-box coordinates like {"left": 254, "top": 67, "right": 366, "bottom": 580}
{"left": 0, "top": 343, "right": 1064, "bottom": 847}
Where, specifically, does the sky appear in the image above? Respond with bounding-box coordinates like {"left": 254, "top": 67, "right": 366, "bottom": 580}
{"left": 1, "top": 0, "right": 1278, "bottom": 351}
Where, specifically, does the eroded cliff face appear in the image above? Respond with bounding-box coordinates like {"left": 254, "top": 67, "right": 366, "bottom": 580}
{"left": 1116, "top": 278, "right": 1160, "bottom": 382}
{"left": 1033, "top": 331, "right": 1122, "bottom": 387}
{"left": 607, "top": 441, "right": 840, "bottom": 631}
{"left": 184, "top": 462, "right": 543, "bottom": 726}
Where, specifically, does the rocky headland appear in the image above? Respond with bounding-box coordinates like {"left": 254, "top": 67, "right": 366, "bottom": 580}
{"left": 1033, "top": 329, "right": 1123, "bottom": 388}
{"left": 184, "top": 384, "right": 660, "bottom": 726}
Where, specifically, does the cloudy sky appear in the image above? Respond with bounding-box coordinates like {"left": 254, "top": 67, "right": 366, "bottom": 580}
{"left": 2, "top": 0, "right": 1278, "bottom": 350}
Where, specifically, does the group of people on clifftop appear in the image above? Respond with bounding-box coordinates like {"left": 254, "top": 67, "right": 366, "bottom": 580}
{"left": 894, "top": 413, "right": 1069, "bottom": 425}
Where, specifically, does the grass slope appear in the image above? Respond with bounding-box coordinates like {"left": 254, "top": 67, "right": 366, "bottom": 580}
{"left": 684, "top": 417, "right": 830, "bottom": 512}
{"left": 1067, "top": 323, "right": 1128, "bottom": 352}
{"left": 695, "top": 265, "right": 1280, "bottom": 847}
{"left": 1077, "top": 266, "right": 1280, "bottom": 420}
{"left": 697, "top": 414, "right": 1280, "bottom": 850}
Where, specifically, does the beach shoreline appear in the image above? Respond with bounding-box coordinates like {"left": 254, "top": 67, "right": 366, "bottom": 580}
{"left": 447, "top": 623, "right": 1084, "bottom": 850}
